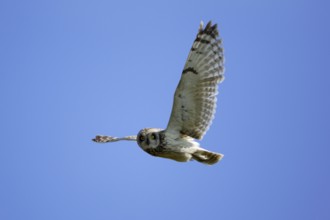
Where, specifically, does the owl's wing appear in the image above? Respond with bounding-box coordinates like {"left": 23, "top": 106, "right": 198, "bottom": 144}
{"left": 166, "top": 21, "right": 224, "bottom": 140}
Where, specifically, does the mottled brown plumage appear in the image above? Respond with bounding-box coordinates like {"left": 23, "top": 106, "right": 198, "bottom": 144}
{"left": 166, "top": 21, "right": 224, "bottom": 140}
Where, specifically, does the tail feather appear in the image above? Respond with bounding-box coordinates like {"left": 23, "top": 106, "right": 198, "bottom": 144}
{"left": 192, "top": 149, "right": 223, "bottom": 165}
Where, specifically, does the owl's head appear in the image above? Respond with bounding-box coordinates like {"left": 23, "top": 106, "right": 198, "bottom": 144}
{"left": 137, "top": 128, "right": 163, "bottom": 151}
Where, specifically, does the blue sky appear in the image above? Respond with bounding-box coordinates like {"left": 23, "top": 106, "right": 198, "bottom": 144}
{"left": 1, "top": 0, "right": 330, "bottom": 219}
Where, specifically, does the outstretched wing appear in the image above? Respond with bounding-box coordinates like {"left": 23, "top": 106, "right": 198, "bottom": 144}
{"left": 166, "top": 21, "right": 224, "bottom": 140}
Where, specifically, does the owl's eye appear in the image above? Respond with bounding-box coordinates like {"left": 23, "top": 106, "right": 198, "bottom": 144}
{"left": 150, "top": 133, "right": 156, "bottom": 140}
{"left": 139, "top": 135, "right": 145, "bottom": 142}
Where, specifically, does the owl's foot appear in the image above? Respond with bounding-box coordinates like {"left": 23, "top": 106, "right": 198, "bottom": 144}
{"left": 92, "top": 135, "right": 119, "bottom": 143}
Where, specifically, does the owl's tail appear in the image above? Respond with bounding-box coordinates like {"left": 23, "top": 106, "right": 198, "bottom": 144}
{"left": 192, "top": 149, "right": 223, "bottom": 165}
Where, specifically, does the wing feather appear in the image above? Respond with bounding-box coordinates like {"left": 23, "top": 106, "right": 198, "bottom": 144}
{"left": 166, "top": 21, "right": 224, "bottom": 139}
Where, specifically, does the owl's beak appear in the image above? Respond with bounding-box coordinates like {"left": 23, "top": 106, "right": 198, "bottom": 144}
{"left": 146, "top": 138, "right": 150, "bottom": 145}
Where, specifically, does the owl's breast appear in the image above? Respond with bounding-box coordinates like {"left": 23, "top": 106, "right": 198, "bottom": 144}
{"left": 163, "top": 131, "right": 200, "bottom": 151}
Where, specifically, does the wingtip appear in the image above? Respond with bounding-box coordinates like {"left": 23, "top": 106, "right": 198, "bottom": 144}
{"left": 198, "top": 20, "right": 218, "bottom": 33}
{"left": 199, "top": 20, "right": 204, "bottom": 31}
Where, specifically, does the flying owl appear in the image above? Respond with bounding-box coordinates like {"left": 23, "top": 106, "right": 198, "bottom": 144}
{"left": 93, "top": 21, "right": 225, "bottom": 165}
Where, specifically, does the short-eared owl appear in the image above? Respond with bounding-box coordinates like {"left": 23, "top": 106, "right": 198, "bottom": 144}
{"left": 93, "top": 21, "right": 225, "bottom": 165}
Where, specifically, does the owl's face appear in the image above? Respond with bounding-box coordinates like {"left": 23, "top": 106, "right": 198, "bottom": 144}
{"left": 137, "top": 128, "right": 162, "bottom": 151}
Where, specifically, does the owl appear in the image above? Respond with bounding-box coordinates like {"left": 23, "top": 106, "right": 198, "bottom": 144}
{"left": 93, "top": 21, "right": 225, "bottom": 165}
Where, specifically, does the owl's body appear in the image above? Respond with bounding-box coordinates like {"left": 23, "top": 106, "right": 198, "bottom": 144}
{"left": 93, "top": 21, "right": 225, "bottom": 165}
{"left": 136, "top": 128, "right": 222, "bottom": 165}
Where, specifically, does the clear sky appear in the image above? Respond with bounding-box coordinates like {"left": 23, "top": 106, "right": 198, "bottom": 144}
{"left": 1, "top": 0, "right": 329, "bottom": 219}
